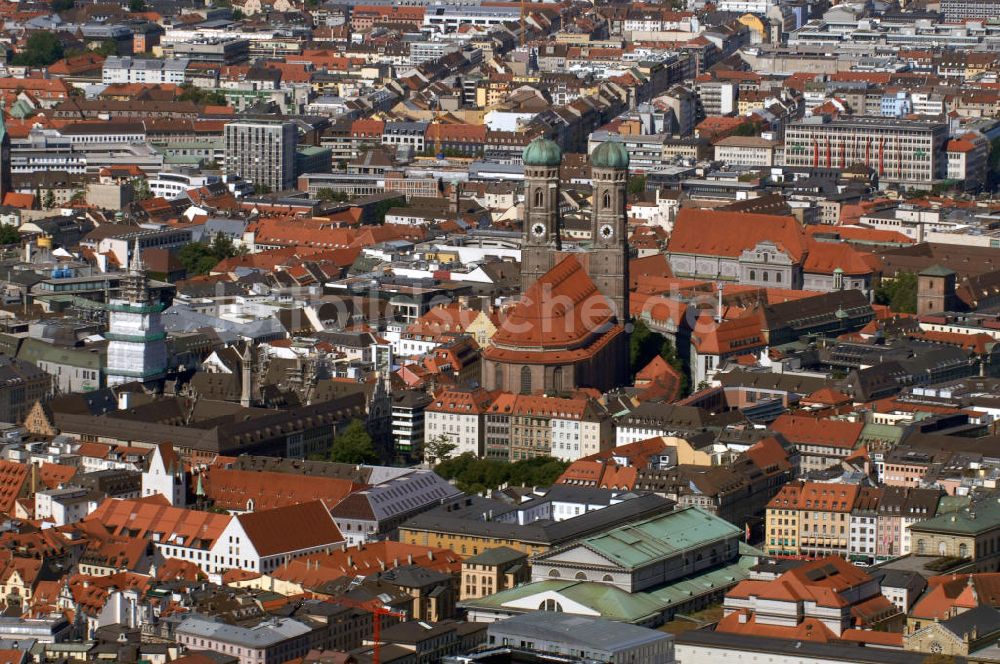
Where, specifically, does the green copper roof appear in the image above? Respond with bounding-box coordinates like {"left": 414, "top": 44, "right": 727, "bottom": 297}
{"left": 910, "top": 498, "right": 1000, "bottom": 536}
{"left": 523, "top": 137, "right": 562, "bottom": 167}
{"left": 591, "top": 140, "right": 630, "bottom": 170}
{"left": 920, "top": 264, "right": 955, "bottom": 277}
{"left": 569, "top": 506, "right": 740, "bottom": 570}
{"left": 461, "top": 558, "right": 753, "bottom": 623}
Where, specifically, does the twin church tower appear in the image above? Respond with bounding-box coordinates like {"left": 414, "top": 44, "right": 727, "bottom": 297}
{"left": 520, "top": 137, "right": 631, "bottom": 319}
{"left": 480, "top": 137, "right": 632, "bottom": 395}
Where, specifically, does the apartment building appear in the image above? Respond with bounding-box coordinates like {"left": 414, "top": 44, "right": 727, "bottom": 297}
{"left": 102, "top": 56, "right": 188, "bottom": 85}
{"left": 941, "top": 0, "right": 1000, "bottom": 22}
{"left": 509, "top": 395, "right": 612, "bottom": 462}
{"left": 765, "top": 481, "right": 859, "bottom": 558}
{"left": 424, "top": 387, "right": 495, "bottom": 458}
{"left": 223, "top": 120, "right": 297, "bottom": 192}
{"left": 713, "top": 136, "right": 780, "bottom": 167}
{"left": 783, "top": 116, "right": 948, "bottom": 186}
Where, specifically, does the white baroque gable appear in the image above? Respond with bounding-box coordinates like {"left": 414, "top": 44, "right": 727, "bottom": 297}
{"left": 541, "top": 545, "right": 620, "bottom": 568}
{"left": 503, "top": 589, "right": 601, "bottom": 617}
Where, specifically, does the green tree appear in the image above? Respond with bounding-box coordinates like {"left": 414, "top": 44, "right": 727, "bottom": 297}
{"left": 13, "top": 32, "right": 65, "bottom": 67}
{"left": 317, "top": 188, "right": 349, "bottom": 203}
{"left": 875, "top": 271, "right": 918, "bottom": 314}
{"left": 177, "top": 83, "right": 228, "bottom": 106}
{"left": 128, "top": 0, "right": 146, "bottom": 11}
{"left": 92, "top": 39, "right": 119, "bottom": 57}
{"left": 177, "top": 243, "right": 219, "bottom": 275}
{"left": 328, "top": 419, "right": 378, "bottom": 464}
{"left": 424, "top": 434, "right": 458, "bottom": 464}
{"left": 177, "top": 232, "right": 244, "bottom": 276}
{"left": 69, "top": 190, "right": 86, "bottom": 205}
{"left": 629, "top": 319, "right": 688, "bottom": 394}
{"left": 131, "top": 177, "right": 152, "bottom": 201}
{"left": 627, "top": 174, "right": 647, "bottom": 196}
{"left": 42, "top": 190, "right": 56, "bottom": 209}
{"left": 253, "top": 183, "right": 273, "bottom": 196}
{"left": 434, "top": 454, "right": 570, "bottom": 494}
{"left": 0, "top": 225, "right": 20, "bottom": 245}
{"left": 51, "top": 0, "right": 74, "bottom": 11}
{"left": 732, "top": 123, "right": 758, "bottom": 137}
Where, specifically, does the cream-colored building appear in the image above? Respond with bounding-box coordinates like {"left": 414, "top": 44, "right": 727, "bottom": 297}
{"left": 461, "top": 546, "right": 529, "bottom": 601}
{"left": 713, "top": 136, "right": 780, "bottom": 167}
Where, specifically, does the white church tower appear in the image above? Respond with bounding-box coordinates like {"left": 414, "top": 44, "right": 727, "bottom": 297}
{"left": 105, "top": 239, "right": 168, "bottom": 387}
{"left": 141, "top": 443, "right": 186, "bottom": 506}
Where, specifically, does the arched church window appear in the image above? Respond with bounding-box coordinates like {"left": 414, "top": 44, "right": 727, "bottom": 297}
{"left": 602, "top": 191, "right": 611, "bottom": 209}
{"left": 539, "top": 599, "right": 563, "bottom": 612}
{"left": 535, "top": 188, "right": 544, "bottom": 207}
{"left": 520, "top": 366, "right": 532, "bottom": 395}
{"left": 495, "top": 364, "right": 504, "bottom": 391}
{"left": 552, "top": 367, "right": 563, "bottom": 392}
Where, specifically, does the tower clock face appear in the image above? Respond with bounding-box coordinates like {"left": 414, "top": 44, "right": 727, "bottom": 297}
{"left": 599, "top": 224, "right": 614, "bottom": 240}
{"left": 531, "top": 223, "right": 546, "bottom": 238}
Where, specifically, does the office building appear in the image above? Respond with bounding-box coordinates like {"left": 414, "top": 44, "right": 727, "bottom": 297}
{"left": 783, "top": 116, "right": 948, "bottom": 186}
{"left": 224, "top": 120, "right": 297, "bottom": 192}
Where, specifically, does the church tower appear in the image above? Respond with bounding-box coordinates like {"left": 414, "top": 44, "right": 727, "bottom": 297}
{"left": 520, "top": 137, "right": 563, "bottom": 298}
{"left": 0, "top": 112, "right": 11, "bottom": 203}
{"left": 105, "top": 239, "right": 169, "bottom": 388}
{"left": 588, "top": 141, "right": 630, "bottom": 321}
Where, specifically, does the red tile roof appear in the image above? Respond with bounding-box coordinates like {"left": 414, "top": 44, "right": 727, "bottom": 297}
{"left": 803, "top": 240, "right": 880, "bottom": 276}
{"left": 236, "top": 500, "right": 344, "bottom": 557}
{"left": 669, "top": 209, "right": 807, "bottom": 262}
{"left": 490, "top": 255, "right": 615, "bottom": 350}
{"left": 200, "top": 468, "right": 361, "bottom": 512}
{"left": 771, "top": 414, "right": 864, "bottom": 450}
{"left": 0, "top": 461, "right": 29, "bottom": 515}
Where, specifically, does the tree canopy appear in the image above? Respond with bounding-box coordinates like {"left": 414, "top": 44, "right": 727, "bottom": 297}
{"left": 0, "top": 225, "right": 21, "bottom": 245}
{"left": 875, "top": 271, "right": 917, "bottom": 314}
{"left": 177, "top": 233, "right": 244, "bottom": 276}
{"left": 327, "top": 420, "right": 378, "bottom": 464}
{"left": 13, "top": 32, "right": 65, "bottom": 67}
{"left": 177, "top": 83, "right": 228, "bottom": 107}
{"left": 434, "top": 454, "right": 570, "bottom": 494}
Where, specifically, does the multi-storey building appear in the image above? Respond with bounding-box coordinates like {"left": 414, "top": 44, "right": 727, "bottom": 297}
{"left": 424, "top": 387, "right": 494, "bottom": 459}
{"left": 766, "top": 481, "right": 859, "bottom": 558}
{"left": 102, "top": 56, "right": 188, "bottom": 84}
{"left": 941, "top": 0, "right": 1000, "bottom": 22}
{"left": 391, "top": 390, "right": 432, "bottom": 462}
{"left": 0, "top": 355, "right": 51, "bottom": 424}
{"left": 713, "top": 136, "right": 780, "bottom": 167}
{"left": 223, "top": 119, "right": 297, "bottom": 192}
{"left": 460, "top": 547, "right": 529, "bottom": 601}
{"left": 783, "top": 116, "right": 948, "bottom": 186}
{"left": 849, "top": 487, "right": 880, "bottom": 563}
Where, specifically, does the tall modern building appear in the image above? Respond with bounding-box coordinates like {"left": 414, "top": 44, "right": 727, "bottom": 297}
{"left": 223, "top": 120, "right": 297, "bottom": 193}
{"left": 783, "top": 116, "right": 948, "bottom": 186}
{"left": 941, "top": 0, "right": 1000, "bottom": 21}
{"left": 105, "top": 240, "right": 168, "bottom": 388}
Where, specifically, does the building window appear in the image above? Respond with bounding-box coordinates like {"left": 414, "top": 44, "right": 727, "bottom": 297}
{"left": 520, "top": 367, "right": 532, "bottom": 395}
{"left": 535, "top": 188, "right": 543, "bottom": 208}
{"left": 539, "top": 599, "right": 563, "bottom": 612}
{"left": 602, "top": 191, "right": 611, "bottom": 209}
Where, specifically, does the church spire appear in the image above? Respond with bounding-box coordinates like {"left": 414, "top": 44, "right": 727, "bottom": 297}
{"left": 129, "top": 237, "right": 144, "bottom": 273}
